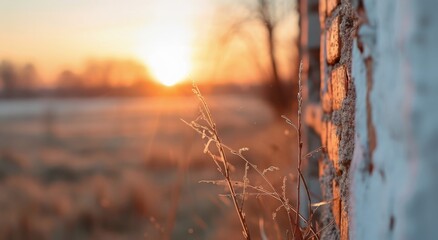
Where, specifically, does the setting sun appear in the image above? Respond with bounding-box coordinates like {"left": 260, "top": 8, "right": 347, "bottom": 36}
{"left": 140, "top": 42, "right": 191, "bottom": 87}
{"left": 137, "top": 23, "right": 192, "bottom": 87}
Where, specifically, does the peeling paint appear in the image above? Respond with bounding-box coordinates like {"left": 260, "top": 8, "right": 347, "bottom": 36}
{"left": 351, "top": 1, "right": 438, "bottom": 239}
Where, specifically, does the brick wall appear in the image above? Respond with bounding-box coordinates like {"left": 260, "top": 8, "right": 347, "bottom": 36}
{"left": 302, "top": 0, "right": 356, "bottom": 239}
{"left": 302, "top": 0, "right": 438, "bottom": 239}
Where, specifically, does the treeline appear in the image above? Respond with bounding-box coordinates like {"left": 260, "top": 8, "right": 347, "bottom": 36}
{"left": 0, "top": 59, "right": 162, "bottom": 98}
{"left": 0, "top": 60, "right": 39, "bottom": 98}
{"left": 0, "top": 59, "right": 265, "bottom": 99}
{"left": 54, "top": 59, "right": 160, "bottom": 97}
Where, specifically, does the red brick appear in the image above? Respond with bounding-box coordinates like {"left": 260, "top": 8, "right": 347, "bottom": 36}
{"left": 320, "top": 34, "right": 326, "bottom": 89}
{"left": 321, "top": 72, "right": 332, "bottom": 113}
{"left": 327, "top": 0, "right": 340, "bottom": 16}
{"left": 319, "top": 0, "right": 327, "bottom": 27}
{"left": 321, "top": 121, "right": 328, "bottom": 149}
{"left": 322, "top": 92, "right": 332, "bottom": 113}
{"left": 327, "top": 122, "right": 339, "bottom": 165}
{"left": 341, "top": 207, "right": 349, "bottom": 239}
{"left": 331, "top": 65, "right": 348, "bottom": 110}
{"left": 333, "top": 182, "right": 341, "bottom": 226}
{"left": 326, "top": 16, "right": 341, "bottom": 65}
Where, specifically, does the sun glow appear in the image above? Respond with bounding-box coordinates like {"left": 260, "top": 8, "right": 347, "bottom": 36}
{"left": 137, "top": 24, "right": 192, "bottom": 87}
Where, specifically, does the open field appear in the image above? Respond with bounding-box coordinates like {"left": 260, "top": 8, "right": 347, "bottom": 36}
{"left": 0, "top": 94, "right": 298, "bottom": 239}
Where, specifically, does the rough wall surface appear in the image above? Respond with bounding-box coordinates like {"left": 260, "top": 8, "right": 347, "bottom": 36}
{"left": 302, "top": 0, "right": 438, "bottom": 239}
{"left": 350, "top": 0, "right": 438, "bottom": 239}
{"left": 303, "top": 0, "right": 356, "bottom": 238}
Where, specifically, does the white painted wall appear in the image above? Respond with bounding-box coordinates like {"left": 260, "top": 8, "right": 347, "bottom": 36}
{"left": 351, "top": 0, "right": 438, "bottom": 239}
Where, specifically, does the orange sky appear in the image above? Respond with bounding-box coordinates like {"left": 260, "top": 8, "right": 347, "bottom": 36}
{"left": 0, "top": 0, "right": 298, "bottom": 86}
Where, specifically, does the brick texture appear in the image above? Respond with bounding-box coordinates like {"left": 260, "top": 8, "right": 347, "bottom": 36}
{"left": 322, "top": 91, "right": 332, "bottom": 112}
{"left": 341, "top": 207, "right": 349, "bottom": 239}
{"left": 327, "top": 122, "right": 339, "bottom": 165}
{"left": 333, "top": 182, "right": 341, "bottom": 226}
{"left": 326, "top": 16, "right": 341, "bottom": 65}
{"left": 321, "top": 121, "right": 328, "bottom": 148}
{"left": 327, "top": 0, "right": 340, "bottom": 16}
{"left": 319, "top": 0, "right": 327, "bottom": 26}
{"left": 302, "top": 0, "right": 354, "bottom": 239}
{"left": 331, "top": 65, "right": 347, "bottom": 110}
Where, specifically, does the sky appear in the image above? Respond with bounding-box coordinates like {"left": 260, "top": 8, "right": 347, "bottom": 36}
{"left": 0, "top": 0, "right": 298, "bottom": 86}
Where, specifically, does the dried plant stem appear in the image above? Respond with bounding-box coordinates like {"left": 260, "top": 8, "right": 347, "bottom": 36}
{"left": 184, "top": 114, "right": 319, "bottom": 238}
{"left": 217, "top": 134, "right": 251, "bottom": 240}
{"left": 191, "top": 84, "right": 251, "bottom": 240}
{"left": 294, "top": 60, "right": 307, "bottom": 240}
{"left": 184, "top": 65, "right": 321, "bottom": 239}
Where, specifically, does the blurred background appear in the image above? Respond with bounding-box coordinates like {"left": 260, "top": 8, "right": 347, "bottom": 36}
{"left": 0, "top": 0, "right": 302, "bottom": 239}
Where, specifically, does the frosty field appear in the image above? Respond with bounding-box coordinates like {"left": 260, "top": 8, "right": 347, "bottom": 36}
{"left": 0, "top": 95, "right": 297, "bottom": 239}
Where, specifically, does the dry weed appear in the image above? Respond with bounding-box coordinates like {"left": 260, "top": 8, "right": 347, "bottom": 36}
{"left": 183, "top": 61, "right": 331, "bottom": 239}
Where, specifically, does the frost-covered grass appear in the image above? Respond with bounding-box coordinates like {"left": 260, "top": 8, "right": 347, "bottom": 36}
{"left": 185, "top": 66, "right": 325, "bottom": 239}
{"left": 0, "top": 95, "right": 296, "bottom": 239}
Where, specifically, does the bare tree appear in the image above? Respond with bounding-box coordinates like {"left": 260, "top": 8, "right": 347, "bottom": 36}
{"left": 0, "top": 61, "right": 40, "bottom": 97}
{"left": 258, "top": 0, "right": 281, "bottom": 89}
{"left": 215, "top": 0, "right": 298, "bottom": 112}
{"left": 257, "top": 0, "right": 291, "bottom": 110}
{"left": 0, "top": 60, "right": 18, "bottom": 97}
{"left": 20, "top": 63, "right": 39, "bottom": 92}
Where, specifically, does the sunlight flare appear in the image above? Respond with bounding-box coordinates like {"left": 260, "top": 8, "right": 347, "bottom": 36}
{"left": 137, "top": 24, "right": 192, "bottom": 87}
